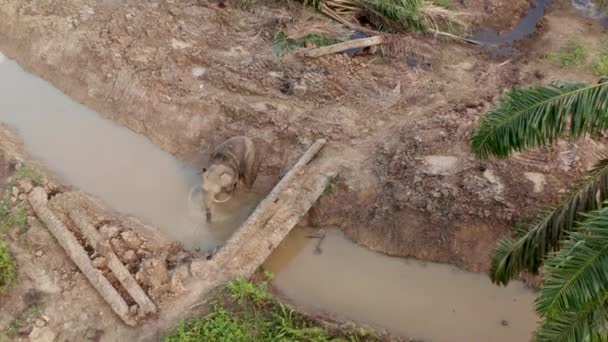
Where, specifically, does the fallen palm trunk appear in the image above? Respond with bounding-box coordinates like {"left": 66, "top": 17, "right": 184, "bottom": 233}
{"left": 301, "top": 36, "right": 384, "bottom": 58}
{"left": 212, "top": 138, "right": 328, "bottom": 267}
{"left": 28, "top": 188, "right": 137, "bottom": 326}
{"left": 223, "top": 168, "right": 337, "bottom": 276}
{"left": 69, "top": 209, "right": 158, "bottom": 316}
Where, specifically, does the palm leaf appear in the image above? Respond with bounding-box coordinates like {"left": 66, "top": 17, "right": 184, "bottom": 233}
{"left": 471, "top": 79, "right": 608, "bottom": 159}
{"left": 490, "top": 157, "right": 608, "bottom": 285}
{"left": 536, "top": 205, "right": 608, "bottom": 318}
{"left": 534, "top": 206, "right": 608, "bottom": 341}
{"left": 535, "top": 297, "right": 608, "bottom": 342}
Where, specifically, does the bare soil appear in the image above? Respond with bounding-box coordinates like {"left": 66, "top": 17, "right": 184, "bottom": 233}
{"left": 1, "top": 0, "right": 608, "bottom": 340}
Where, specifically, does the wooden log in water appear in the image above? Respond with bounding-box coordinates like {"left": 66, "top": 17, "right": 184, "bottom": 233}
{"left": 212, "top": 138, "right": 336, "bottom": 275}
{"left": 69, "top": 208, "right": 158, "bottom": 316}
{"left": 28, "top": 187, "right": 137, "bottom": 326}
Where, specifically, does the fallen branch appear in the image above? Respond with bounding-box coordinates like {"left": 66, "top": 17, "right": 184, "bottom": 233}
{"left": 69, "top": 209, "right": 158, "bottom": 316}
{"left": 301, "top": 36, "right": 384, "bottom": 58}
{"left": 28, "top": 188, "right": 137, "bottom": 326}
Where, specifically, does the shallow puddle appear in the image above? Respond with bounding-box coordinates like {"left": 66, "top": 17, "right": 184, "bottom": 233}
{"left": 265, "top": 228, "right": 538, "bottom": 342}
{"left": 0, "top": 56, "right": 259, "bottom": 250}
{"left": 472, "top": 0, "right": 552, "bottom": 57}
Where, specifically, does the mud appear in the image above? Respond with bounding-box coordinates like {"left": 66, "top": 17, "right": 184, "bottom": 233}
{"left": 265, "top": 228, "right": 538, "bottom": 342}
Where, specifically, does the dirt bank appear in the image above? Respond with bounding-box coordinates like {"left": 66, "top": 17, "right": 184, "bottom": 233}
{"left": 0, "top": 0, "right": 606, "bottom": 277}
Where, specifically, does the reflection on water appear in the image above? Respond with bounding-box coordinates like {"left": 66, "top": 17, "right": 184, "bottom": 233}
{"left": 265, "top": 228, "right": 538, "bottom": 342}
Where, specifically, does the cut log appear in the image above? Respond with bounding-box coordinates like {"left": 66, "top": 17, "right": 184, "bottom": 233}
{"left": 213, "top": 138, "right": 332, "bottom": 270}
{"left": 301, "top": 36, "right": 384, "bottom": 58}
{"left": 69, "top": 209, "right": 158, "bottom": 316}
{"left": 28, "top": 187, "right": 137, "bottom": 326}
{"left": 225, "top": 170, "right": 337, "bottom": 276}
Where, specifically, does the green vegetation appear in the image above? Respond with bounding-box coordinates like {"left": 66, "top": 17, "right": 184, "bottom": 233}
{"left": 592, "top": 47, "right": 608, "bottom": 76}
{"left": 431, "top": 0, "right": 450, "bottom": 7}
{"left": 164, "top": 277, "right": 380, "bottom": 342}
{"left": 544, "top": 40, "right": 588, "bottom": 67}
{"left": 302, "top": 0, "right": 467, "bottom": 37}
{"left": 272, "top": 31, "right": 340, "bottom": 57}
{"left": 14, "top": 166, "right": 42, "bottom": 185}
{"left": 0, "top": 237, "right": 16, "bottom": 293}
{"left": 5, "top": 305, "right": 41, "bottom": 336}
{"left": 471, "top": 78, "right": 608, "bottom": 341}
{"left": 0, "top": 202, "right": 27, "bottom": 231}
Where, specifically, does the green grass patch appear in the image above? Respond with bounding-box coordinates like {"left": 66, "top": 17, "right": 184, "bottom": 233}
{"left": 0, "top": 237, "right": 16, "bottom": 294}
{"left": 431, "top": 0, "right": 451, "bottom": 8}
{"left": 4, "top": 305, "right": 41, "bottom": 336}
{"left": 544, "top": 40, "right": 588, "bottom": 67}
{"left": 164, "top": 277, "right": 381, "bottom": 342}
{"left": 0, "top": 201, "right": 27, "bottom": 231}
{"left": 272, "top": 31, "right": 340, "bottom": 57}
{"left": 14, "top": 166, "right": 42, "bottom": 185}
{"left": 592, "top": 47, "right": 608, "bottom": 76}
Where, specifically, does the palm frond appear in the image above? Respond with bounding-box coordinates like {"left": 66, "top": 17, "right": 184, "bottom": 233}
{"left": 536, "top": 205, "right": 608, "bottom": 318}
{"left": 301, "top": 0, "right": 468, "bottom": 36}
{"left": 490, "top": 157, "right": 608, "bottom": 285}
{"left": 471, "top": 79, "right": 608, "bottom": 159}
{"left": 533, "top": 206, "right": 608, "bottom": 341}
{"left": 534, "top": 296, "right": 608, "bottom": 342}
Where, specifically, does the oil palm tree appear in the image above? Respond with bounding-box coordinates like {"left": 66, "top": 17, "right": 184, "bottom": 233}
{"left": 471, "top": 78, "right": 608, "bottom": 341}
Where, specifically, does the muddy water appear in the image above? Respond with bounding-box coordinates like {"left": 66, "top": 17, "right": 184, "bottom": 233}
{"left": 472, "top": 0, "right": 552, "bottom": 57}
{"left": 0, "top": 57, "right": 260, "bottom": 250}
{"left": 265, "top": 228, "right": 538, "bottom": 342}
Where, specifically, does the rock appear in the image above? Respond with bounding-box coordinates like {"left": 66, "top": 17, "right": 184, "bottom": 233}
{"left": 35, "top": 250, "right": 43, "bottom": 257}
{"left": 422, "top": 156, "right": 460, "bottom": 176}
{"left": 34, "top": 319, "right": 46, "bottom": 328}
{"left": 92, "top": 257, "right": 107, "bottom": 269}
{"left": 24, "top": 224, "right": 52, "bottom": 249}
{"left": 13, "top": 161, "right": 23, "bottom": 171}
{"left": 191, "top": 66, "right": 207, "bottom": 78}
{"left": 44, "top": 181, "right": 58, "bottom": 193}
{"left": 99, "top": 225, "right": 120, "bottom": 239}
{"left": 524, "top": 172, "right": 546, "bottom": 193}
{"left": 170, "top": 264, "right": 191, "bottom": 293}
{"left": 410, "top": 195, "right": 427, "bottom": 208}
{"left": 482, "top": 169, "right": 504, "bottom": 194}
{"left": 120, "top": 231, "right": 142, "bottom": 250}
{"left": 28, "top": 327, "right": 57, "bottom": 342}
{"left": 136, "top": 258, "right": 169, "bottom": 300}
{"left": 18, "top": 194, "right": 26, "bottom": 201}
{"left": 129, "top": 305, "right": 139, "bottom": 316}
{"left": 11, "top": 186, "right": 19, "bottom": 197}
{"left": 18, "top": 179, "right": 34, "bottom": 193}
{"left": 122, "top": 250, "right": 138, "bottom": 264}
{"left": 110, "top": 237, "right": 128, "bottom": 256}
